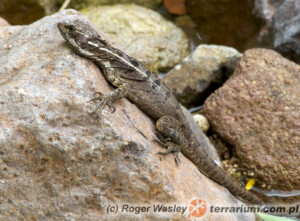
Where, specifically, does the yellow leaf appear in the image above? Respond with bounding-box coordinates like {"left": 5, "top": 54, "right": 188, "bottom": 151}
{"left": 246, "top": 179, "right": 255, "bottom": 190}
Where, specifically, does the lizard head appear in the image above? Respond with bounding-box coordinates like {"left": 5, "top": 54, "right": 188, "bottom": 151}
{"left": 57, "top": 19, "right": 108, "bottom": 57}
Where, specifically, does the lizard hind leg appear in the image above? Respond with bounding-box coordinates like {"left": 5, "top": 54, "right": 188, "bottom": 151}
{"left": 156, "top": 116, "right": 182, "bottom": 145}
{"left": 157, "top": 142, "right": 181, "bottom": 165}
{"left": 152, "top": 133, "right": 181, "bottom": 165}
{"left": 155, "top": 116, "right": 183, "bottom": 164}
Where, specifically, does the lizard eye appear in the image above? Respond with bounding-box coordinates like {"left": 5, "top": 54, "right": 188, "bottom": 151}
{"left": 68, "top": 26, "right": 75, "bottom": 32}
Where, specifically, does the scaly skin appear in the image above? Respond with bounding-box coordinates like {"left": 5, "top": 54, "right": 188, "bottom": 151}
{"left": 57, "top": 19, "right": 263, "bottom": 204}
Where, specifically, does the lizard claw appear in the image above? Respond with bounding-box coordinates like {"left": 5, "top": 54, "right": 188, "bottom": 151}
{"left": 156, "top": 142, "right": 181, "bottom": 165}
{"left": 89, "top": 91, "right": 116, "bottom": 116}
{"left": 153, "top": 131, "right": 166, "bottom": 143}
{"left": 152, "top": 138, "right": 168, "bottom": 148}
{"left": 89, "top": 92, "right": 104, "bottom": 103}
{"left": 174, "top": 152, "right": 181, "bottom": 165}
{"left": 108, "top": 103, "right": 116, "bottom": 113}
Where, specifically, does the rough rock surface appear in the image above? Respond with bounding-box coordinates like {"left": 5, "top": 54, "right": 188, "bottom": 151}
{"left": 163, "top": 45, "right": 242, "bottom": 106}
{"left": 81, "top": 4, "right": 189, "bottom": 72}
{"left": 204, "top": 49, "right": 300, "bottom": 191}
{"left": 0, "top": 9, "right": 256, "bottom": 221}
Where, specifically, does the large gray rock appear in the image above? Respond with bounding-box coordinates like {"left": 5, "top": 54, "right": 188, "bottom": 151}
{"left": 81, "top": 4, "right": 190, "bottom": 72}
{"left": 253, "top": 0, "right": 285, "bottom": 20}
{"left": 0, "top": 9, "right": 256, "bottom": 220}
{"left": 204, "top": 48, "right": 300, "bottom": 192}
{"left": 253, "top": 0, "right": 300, "bottom": 63}
{"left": 271, "top": 0, "right": 300, "bottom": 63}
{"left": 163, "top": 45, "right": 242, "bottom": 106}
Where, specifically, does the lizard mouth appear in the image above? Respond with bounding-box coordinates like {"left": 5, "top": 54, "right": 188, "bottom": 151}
{"left": 57, "top": 22, "right": 66, "bottom": 33}
{"left": 57, "top": 21, "right": 67, "bottom": 30}
{"left": 57, "top": 21, "right": 71, "bottom": 41}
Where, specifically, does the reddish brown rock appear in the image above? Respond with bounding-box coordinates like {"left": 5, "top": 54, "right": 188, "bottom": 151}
{"left": 164, "top": 0, "right": 186, "bottom": 15}
{"left": 204, "top": 49, "right": 300, "bottom": 191}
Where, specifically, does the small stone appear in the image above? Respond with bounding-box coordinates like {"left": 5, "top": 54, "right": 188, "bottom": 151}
{"left": 164, "top": 0, "right": 186, "bottom": 15}
{"left": 163, "top": 44, "right": 241, "bottom": 106}
{"left": 0, "top": 17, "right": 10, "bottom": 27}
{"left": 193, "top": 114, "right": 210, "bottom": 133}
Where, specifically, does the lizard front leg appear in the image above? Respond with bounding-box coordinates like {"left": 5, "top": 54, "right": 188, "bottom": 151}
{"left": 90, "top": 69, "right": 131, "bottom": 115}
{"left": 155, "top": 116, "right": 183, "bottom": 164}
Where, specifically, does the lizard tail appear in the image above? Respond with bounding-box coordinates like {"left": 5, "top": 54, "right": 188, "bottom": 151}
{"left": 182, "top": 146, "right": 263, "bottom": 204}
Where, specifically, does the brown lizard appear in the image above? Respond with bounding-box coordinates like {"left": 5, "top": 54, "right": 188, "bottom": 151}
{"left": 57, "top": 19, "right": 263, "bottom": 204}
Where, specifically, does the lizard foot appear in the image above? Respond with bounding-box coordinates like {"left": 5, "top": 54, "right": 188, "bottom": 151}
{"left": 89, "top": 92, "right": 116, "bottom": 116}
{"left": 156, "top": 143, "right": 181, "bottom": 165}
{"left": 153, "top": 131, "right": 167, "bottom": 143}
{"left": 153, "top": 132, "right": 181, "bottom": 165}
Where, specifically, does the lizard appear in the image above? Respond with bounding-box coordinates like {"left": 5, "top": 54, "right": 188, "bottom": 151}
{"left": 57, "top": 19, "right": 263, "bottom": 204}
